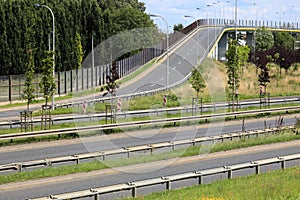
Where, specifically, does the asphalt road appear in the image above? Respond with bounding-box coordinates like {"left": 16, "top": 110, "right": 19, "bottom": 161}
{"left": 0, "top": 26, "right": 221, "bottom": 121}
{"left": 116, "top": 27, "right": 221, "bottom": 95}
{"left": 1, "top": 141, "right": 299, "bottom": 200}
{"left": 0, "top": 115, "right": 297, "bottom": 166}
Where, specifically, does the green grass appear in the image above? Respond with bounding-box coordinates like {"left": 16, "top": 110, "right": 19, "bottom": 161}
{"left": 0, "top": 129, "right": 299, "bottom": 184}
{"left": 124, "top": 166, "right": 300, "bottom": 200}
{"left": 1, "top": 102, "right": 300, "bottom": 147}
{"left": 2, "top": 59, "right": 300, "bottom": 111}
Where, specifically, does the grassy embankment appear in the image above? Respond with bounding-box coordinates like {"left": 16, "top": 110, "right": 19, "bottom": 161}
{"left": 124, "top": 166, "right": 300, "bottom": 200}
{"left": 28, "top": 59, "right": 300, "bottom": 115}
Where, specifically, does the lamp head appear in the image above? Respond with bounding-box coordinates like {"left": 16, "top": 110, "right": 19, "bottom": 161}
{"left": 34, "top": 3, "right": 41, "bottom": 7}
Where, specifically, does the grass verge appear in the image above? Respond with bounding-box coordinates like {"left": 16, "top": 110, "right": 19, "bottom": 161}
{"left": 124, "top": 166, "right": 300, "bottom": 200}
{"left": 0, "top": 130, "right": 299, "bottom": 185}
{"left": 1, "top": 106, "right": 300, "bottom": 146}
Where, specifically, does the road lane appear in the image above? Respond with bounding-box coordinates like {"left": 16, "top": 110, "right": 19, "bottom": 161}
{"left": 1, "top": 141, "right": 299, "bottom": 200}
{"left": 0, "top": 115, "right": 297, "bottom": 165}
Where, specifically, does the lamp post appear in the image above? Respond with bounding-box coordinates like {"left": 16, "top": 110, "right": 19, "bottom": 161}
{"left": 184, "top": 15, "right": 199, "bottom": 64}
{"left": 92, "top": 32, "right": 95, "bottom": 87}
{"left": 292, "top": 5, "right": 296, "bottom": 28}
{"left": 150, "top": 14, "right": 169, "bottom": 90}
{"left": 35, "top": 4, "right": 55, "bottom": 110}
{"left": 197, "top": 8, "right": 210, "bottom": 48}
{"left": 235, "top": 0, "right": 238, "bottom": 40}
{"left": 276, "top": 12, "right": 281, "bottom": 27}
{"left": 207, "top": 4, "right": 217, "bottom": 39}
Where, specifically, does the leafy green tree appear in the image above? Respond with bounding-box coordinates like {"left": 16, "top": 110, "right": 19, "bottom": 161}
{"left": 173, "top": 24, "right": 184, "bottom": 32}
{"left": 22, "top": 50, "right": 35, "bottom": 110}
{"left": 274, "top": 32, "right": 295, "bottom": 50}
{"left": 0, "top": 0, "right": 155, "bottom": 75}
{"left": 74, "top": 32, "right": 84, "bottom": 69}
{"left": 255, "top": 27, "right": 274, "bottom": 51}
{"left": 237, "top": 45, "right": 250, "bottom": 67}
{"left": 225, "top": 39, "right": 240, "bottom": 111}
{"left": 39, "top": 51, "right": 56, "bottom": 106}
{"left": 189, "top": 67, "right": 206, "bottom": 100}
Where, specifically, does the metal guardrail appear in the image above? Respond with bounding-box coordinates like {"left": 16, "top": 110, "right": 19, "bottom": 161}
{"left": 1, "top": 97, "right": 300, "bottom": 129}
{"left": 28, "top": 152, "right": 300, "bottom": 200}
{"left": 1, "top": 126, "right": 293, "bottom": 173}
{"left": 1, "top": 106, "right": 299, "bottom": 142}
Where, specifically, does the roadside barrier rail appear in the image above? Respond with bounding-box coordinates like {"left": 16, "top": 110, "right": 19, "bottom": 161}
{"left": 0, "top": 106, "right": 299, "bottom": 142}
{"left": 28, "top": 152, "right": 300, "bottom": 200}
{"left": 1, "top": 96, "right": 299, "bottom": 129}
{"left": 0, "top": 126, "right": 294, "bottom": 173}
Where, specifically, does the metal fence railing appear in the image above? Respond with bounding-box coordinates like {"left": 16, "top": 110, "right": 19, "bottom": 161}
{"left": 0, "top": 20, "right": 200, "bottom": 103}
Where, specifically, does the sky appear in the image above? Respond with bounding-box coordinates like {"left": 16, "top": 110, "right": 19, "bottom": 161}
{"left": 144, "top": 0, "right": 300, "bottom": 31}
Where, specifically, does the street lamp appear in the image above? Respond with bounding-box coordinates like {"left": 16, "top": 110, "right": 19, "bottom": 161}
{"left": 196, "top": 8, "right": 210, "bottom": 48}
{"left": 292, "top": 5, "right": 296, "bottom": 28}
{"left": 276, "top": 12, "right": 282, "bottom": 27}
{"left": 184, "top": 15, "right": 199, "bottom": 64}
{"left": 150, "top": 14, "right": 169, "bottom": 90}
{"left": 207, "top": 4, "right": 217, "bottom": 39}
{"left": 92, "top": 32, "right": 95, "bottom": 87}
{"left": 35, "top": 3, "right": 55, "bottom": 110}
{"left": 235, "top": 0, "right": 238, "bottom": 40}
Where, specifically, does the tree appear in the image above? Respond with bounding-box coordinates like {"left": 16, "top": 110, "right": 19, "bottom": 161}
{"left": 255, "top": 27, "right": 274, "bottom": 51}
{"left": 274, "top": 32, "right": 295, "bottom": 50}
{"left": 189, "top": 67, "right": 206, "bottom": 100}
{"left": 106, "top": 60, "right": 120, "bottom": 96}
{"left": 22, "top": 50, "right": 35, "bottom": 110}
{"left": 173, "top": 23, "right": 183, "bottom": 32}
{"left": 238, "top": 45, "right": 250, "bottom": 66}
{"left": 225, "top": 39, "right": 240, "bottom": 111}
{"left": 39, "top": 51, "right": 56, "bottom": 106}
{"left": 0, "top": 0, "right": 155, "bottom": 75}
{"left": 74, "top": 32, "right": 84, "bottom": 69}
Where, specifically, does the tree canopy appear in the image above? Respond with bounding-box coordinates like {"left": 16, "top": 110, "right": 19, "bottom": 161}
{"left": 0, "top": 0, "right": 154, "bottom": 75}
{"left": 273, "top": 32, "right": 295, "bottom": 50}
{"left": 255, "top": 27, "right": 274, "bottom": 51}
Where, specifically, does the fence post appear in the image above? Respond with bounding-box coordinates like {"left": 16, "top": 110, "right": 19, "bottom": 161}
{"left": 82, "top": 68, "right": 84, "bottom": 90}
{"left": 70, "top": 70, "right": 73, "bottom": 93}
{"left": 131, "top": 187, "right": 136, "bottom": 197}
{"left": 64, "top": 71, "right": 67, "bottom": 94}
{"left": 94, "top": 194, "right": 100, "bottom": 200}
{"left": 166, "top": 181, "right": 171, "bottom": 190}
{"left": 76, "top": 69, "right": 79, "bottom": 91}
{"left": 87, "top": 68, "right": 89, "bottom": 90}
{"left": 198, "top": 175, "right": 203, "bottom": 184}
{"left": 57, "top": 72, "right": 61, "bottom": 96}
{"left": 9, "top": 75, "right": 12, "bottom": 103}
{"left": 255, "top": 165, "right": 260, "bottom": 174}
{"left": 228, "top": 169, "right": 232, "bottom": 179}
{"left": 280, "top": 159, "right": 286, "bottom": 170}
